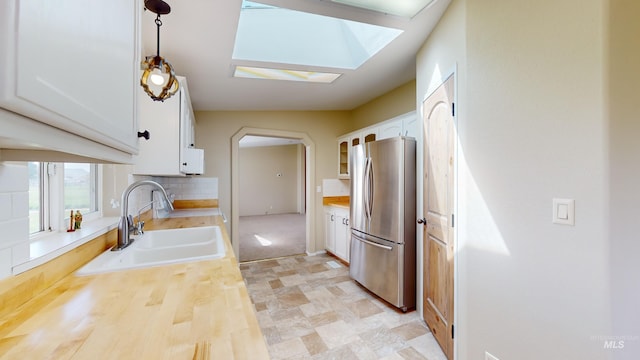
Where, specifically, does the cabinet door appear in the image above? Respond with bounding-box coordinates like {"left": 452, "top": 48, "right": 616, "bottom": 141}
{"left": 0, "top": 0, "right": 139, "bottom": 155}
{"left": 402, "top": 112, "right": 419, "bottom": 139}
{"left": 334, "top": 208, "right": 350, "bottom": 262}
{"left": 378, "top": 119, "right": 403, "bottom": 140}
{"left": 133, "top": 88, "right": 181, "bottom": 175}
{"left": 324, "top": 208, "right": 336, "bottom": 253}
{"left": 337, "top": 137, "right": 350, "bottom": 179}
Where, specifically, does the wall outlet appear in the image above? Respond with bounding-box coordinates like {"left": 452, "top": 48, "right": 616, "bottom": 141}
{"left": 485, "top": 351, "right": 500, "bottom": 360}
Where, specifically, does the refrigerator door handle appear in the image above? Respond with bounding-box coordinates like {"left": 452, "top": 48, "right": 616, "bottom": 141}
{"left": 353, "top": 232, "right": 393, "bottom": 251}
{"left": 363, "top": 157, "right": 372, "bottom": 220}
{"left": 368, "top": 158, "right": 374, "bottom": 218}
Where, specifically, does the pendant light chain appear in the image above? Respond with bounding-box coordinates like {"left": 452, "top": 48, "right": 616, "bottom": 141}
{"left": 140, "top": 0, "right": 179, "bottom": 102}
{"left": 155, "top": 15, "right": 162, "bottom": 57}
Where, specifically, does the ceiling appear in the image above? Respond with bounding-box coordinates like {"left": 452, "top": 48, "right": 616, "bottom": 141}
{"left": 141, "top": 0, "right": 451, "bottom": 111}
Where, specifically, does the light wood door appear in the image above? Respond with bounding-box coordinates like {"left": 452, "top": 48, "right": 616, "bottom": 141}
{"left": 422, "top": 75, "right": 455, "bottom": 360}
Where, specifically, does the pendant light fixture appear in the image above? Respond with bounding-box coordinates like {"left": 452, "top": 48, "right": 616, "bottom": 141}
{"left": 140, "top": 0, "right": 179, "bottom": 102}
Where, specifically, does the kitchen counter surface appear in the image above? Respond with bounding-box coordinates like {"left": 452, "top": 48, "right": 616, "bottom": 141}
{"left": 323, "top": 196, "right": 350, "bottom": 209}
{"left": 0, "top": 215, "right": 269, "bottom": 359}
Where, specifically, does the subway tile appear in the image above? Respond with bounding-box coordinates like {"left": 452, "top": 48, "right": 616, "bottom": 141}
{"left": 12, "top": 242, "right": 29, "bottom": 266}
{"left": 0, "top": 218, "right": 28, "bottom": 247}
{"left": 12, "top": 192, "right": 29, "bottom": 218}
{"left": 0, "top": 163, "right": 28, "bottom": 192}
{"left": 0, "top": 194, "right": 11, "bottom": 221}
{"left": 0, "top": 248, "right": 11, "bottom": 279}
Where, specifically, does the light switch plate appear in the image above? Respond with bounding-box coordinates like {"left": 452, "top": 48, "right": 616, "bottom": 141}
{"left": 553, "top": 198, "right": 575, "bottom": 225}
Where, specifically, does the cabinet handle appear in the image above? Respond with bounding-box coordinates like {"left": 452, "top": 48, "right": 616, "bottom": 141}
{"left": 182, "top": 162, "right": 187, "bottom": 166}
{"left": 417, "top": 218, "right": 426, "bottom": 225}
{"left": 137, "top": 130, "right": 150, "bottom": 140}
{"left": 331, "top": 215, "right": 334, "bottom": 221}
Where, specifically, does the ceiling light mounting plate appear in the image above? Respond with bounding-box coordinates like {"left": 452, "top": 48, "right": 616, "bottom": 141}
{"left": 144, "top": 0, "right": 171, "bottom": 15}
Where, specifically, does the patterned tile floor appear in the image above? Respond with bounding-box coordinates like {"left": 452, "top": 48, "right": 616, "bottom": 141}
{"left": 240, "top": 254, "right": 447, "bottom": 360}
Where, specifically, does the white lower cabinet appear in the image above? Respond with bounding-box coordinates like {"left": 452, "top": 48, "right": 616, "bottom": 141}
{"left": 324, "top": 206, "right": 350, "bottom": 263}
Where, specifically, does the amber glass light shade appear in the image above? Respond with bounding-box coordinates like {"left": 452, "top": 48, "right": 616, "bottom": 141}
{"left": 140, "top": 55, "right": 179, "bottom": 101}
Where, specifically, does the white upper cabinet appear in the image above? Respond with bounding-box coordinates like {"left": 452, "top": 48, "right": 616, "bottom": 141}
{"left": 377, "top": 111, "right": 418, "bottom": 140}
{"left": 134, "top": 77, "right": 204, "bottom": 176}
{"left": 336, "top": 111, "right": 417, "bottom": 179}
{"left": 378, "top": 118, "right": 403, "bottom": 140}
{"left": 0, "top": 0, "right": 140, "bottom": 160}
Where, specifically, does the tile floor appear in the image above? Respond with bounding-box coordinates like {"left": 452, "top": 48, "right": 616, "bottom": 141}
{"left": 240, "top": 254, "right": 447, "bottom": 360}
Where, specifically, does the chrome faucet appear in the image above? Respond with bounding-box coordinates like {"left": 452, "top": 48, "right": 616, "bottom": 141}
{"left": 113, "top": 180, "right": 174, "bottom": 251}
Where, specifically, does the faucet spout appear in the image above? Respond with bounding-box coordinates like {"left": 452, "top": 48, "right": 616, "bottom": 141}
{"left": 113, "top": 180, "right": 174, "bottom": 251}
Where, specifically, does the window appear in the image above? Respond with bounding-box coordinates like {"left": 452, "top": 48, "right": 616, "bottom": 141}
{"left": 28, "top": 162, "right": 100, "bottom": 235}
{"left": 63, "top": 163, "right": 98, "bottom": 217}
{"left": 28, "top": 162, "right": 43, "bottom": 234}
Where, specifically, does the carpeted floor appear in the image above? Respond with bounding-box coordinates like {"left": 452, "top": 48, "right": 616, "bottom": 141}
{"left": 239, "top": 213, "right": 306, "bottom": 262}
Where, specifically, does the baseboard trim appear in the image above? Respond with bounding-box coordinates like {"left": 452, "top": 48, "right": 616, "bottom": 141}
{"left": 306, "top": 250, "right": 327, "bottom": 257}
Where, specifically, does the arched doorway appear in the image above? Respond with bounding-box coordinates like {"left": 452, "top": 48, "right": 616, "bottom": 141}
{"left": 231, "top": 127, "right": 315, "bottom": 261}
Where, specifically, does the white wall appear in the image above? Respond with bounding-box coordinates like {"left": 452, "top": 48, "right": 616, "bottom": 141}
{"left": 608, "top": 1, "right": 640, "bottom": 359}
{"left": 417, "top": 0, "right": 623, "bottom": 358}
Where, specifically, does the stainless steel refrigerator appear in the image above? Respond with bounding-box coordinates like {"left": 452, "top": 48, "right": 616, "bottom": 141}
{"left": 349, "top": 136, "right": 416, "bottom": 312}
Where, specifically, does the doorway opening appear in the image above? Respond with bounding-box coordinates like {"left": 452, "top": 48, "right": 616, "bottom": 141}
{"left": 231, "top": 127, "right": 316, "bottom": 262}
{"left": 237, "top": 136, "right": 306, "bottom": 261}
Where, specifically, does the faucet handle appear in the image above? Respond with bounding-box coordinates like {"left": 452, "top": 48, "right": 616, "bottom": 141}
{"left": 137, "top": 220, "right": 145, "bottom": 234}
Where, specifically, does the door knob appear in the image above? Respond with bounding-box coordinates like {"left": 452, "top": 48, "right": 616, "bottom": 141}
{"left": 417, "top": 218, "right": 426, "bottom": 224}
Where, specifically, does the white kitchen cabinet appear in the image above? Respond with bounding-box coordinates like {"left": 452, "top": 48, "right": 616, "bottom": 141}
{"left": 324, "top": 205, "right": 350, "bottom": 263}
{"left": 324, "top": 208, "right": 336, "bottom": 255}
{"left": 337, "top": 136, "right": 350, "bottom": 179}
{"left": 133, "top": 77, "right": 204, "bottom": 176}
{"left": 378, "top": 118, "right": 403, "bottom": 140}
{"left": 401, "top": 111, "right": 419, "bottom": 139}
{"left": 0, "top": 0, "right": 140, "bottom": 159}
{"left": 334, "top": 207, "right": 350, "bottom": 262}
{"left": 335, "top": 112, "right": 419, "bottom": 177}
{"left": 378, "top": 112, "right": 418, "bottom": 140}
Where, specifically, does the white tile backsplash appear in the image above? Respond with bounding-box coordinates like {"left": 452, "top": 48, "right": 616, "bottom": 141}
{"left": 12, "top": 242, "right": 29, "bottom": 266}
{"left": 0, "top": 163, "right": 29, "bottom": 280}
{"left": 322, "top": 179, "right": 350, "bottom": 197}
{"left": 154, "top": 176, "right": 218, "bottom": 201}
{"left": 0, "top": 248, "right": 11, "bottom": 278}
{"left": 0, "top": 218, "right": 28, "bottom": 248}
{"left": 0, "top": 193, "right": 11, "bottom": 221}
{"left": 12, "top": 192, "right": 29, "bottom": 218}
{"left": 0, "top": 163, "right": 28, "bottom": 192}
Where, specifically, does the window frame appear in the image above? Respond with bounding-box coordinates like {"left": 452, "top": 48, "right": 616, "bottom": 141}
{"left": 28, "top": 162, "right": 102, "bottom": 237}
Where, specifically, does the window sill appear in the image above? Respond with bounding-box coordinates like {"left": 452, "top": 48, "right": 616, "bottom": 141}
{"left": 13, "top": 217, "right": 120, "bottom": 275}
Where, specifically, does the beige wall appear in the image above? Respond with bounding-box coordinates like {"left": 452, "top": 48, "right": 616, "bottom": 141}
{"left": 350, "top": 80, "right": 416, "bottom": 131}
{"left": 239, "top": 144, "right": 301, "bottom": 216}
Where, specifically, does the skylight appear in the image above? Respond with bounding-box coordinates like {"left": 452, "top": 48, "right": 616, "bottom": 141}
{"left": 232, "top": 1, "right": 403, "bottom": 71}
{"left": 234, "top": 66, "right": 341, "bottom": 83}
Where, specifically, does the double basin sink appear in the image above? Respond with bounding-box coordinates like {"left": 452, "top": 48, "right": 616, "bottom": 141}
{"left": 77, "top": 226, "right": 226, "bottom": 275}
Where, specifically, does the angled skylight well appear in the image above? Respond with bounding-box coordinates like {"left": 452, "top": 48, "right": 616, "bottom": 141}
{"left": 232, "top": 0, "right": 403, "bottom": 83}
{"left": 234, "top": 66, "right": 341, "bottom": 83}
{"left": 331, "top": 0, "right": 435, "bottom": 18}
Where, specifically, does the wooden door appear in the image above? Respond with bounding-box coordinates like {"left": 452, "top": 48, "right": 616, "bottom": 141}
{"left": 422, "top": 75, "right": 455, "bottom": 360}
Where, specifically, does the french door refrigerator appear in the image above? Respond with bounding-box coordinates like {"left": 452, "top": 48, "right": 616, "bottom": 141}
{"left": 349, "top": 136, "right": 416, "bottom": 312}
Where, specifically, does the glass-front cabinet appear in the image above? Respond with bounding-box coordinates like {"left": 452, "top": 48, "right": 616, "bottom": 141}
{"left": 338, "top": 136, "right": 349, "bottom": 179}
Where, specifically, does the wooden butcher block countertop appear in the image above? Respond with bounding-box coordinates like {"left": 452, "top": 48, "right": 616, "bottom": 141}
{"left": 0, "top": 215, "right": 269, "bottom": 360}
